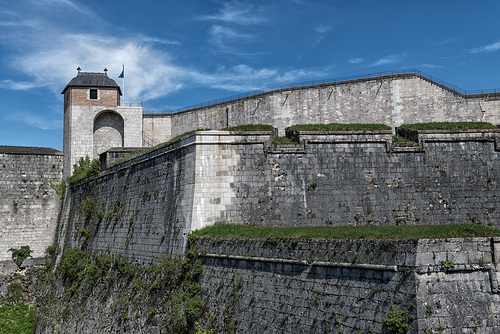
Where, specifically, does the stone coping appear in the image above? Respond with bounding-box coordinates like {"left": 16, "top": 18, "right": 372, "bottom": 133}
{"left": 0, "top": 145, "right": 62, "bottom": 156}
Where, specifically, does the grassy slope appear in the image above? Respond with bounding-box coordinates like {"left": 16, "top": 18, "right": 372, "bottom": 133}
{"left": 0, "top": 304, "right": 34, "bottom": 334}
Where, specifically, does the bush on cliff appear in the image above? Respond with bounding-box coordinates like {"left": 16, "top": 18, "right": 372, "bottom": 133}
{"left": 8, "top": 246, "right": 33, "bottom": 269}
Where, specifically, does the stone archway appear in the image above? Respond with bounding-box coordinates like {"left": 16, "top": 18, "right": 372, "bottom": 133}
{"left": 93, "top": 111, "right": 124, "bottom": 158}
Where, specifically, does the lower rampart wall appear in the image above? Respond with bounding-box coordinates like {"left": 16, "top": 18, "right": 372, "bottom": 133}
{"left": 196, "top": 237, "right": 500, "bottom": 333}
{"left": 0, "top": 150, "right": 63, "bottom": 274}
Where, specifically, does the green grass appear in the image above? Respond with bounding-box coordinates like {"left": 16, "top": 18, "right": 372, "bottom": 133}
{"left": 192, "top": 223, "right": 500, "bottom": 240}
{"left": 289, "top": 123, "right": 391, "bottom": 131}
{"left": 67, "top": 156, "right": 99, "bottom": 184}
{"left": 222, "top": 124, "right": 274, "bottom": 131}
{"left": 392, "top": 135, "right": 416, "bottom": 143}
{"left": 0, "top": 304, "right": 34, "bottom": 334}
{"left": 272, "top": 136, "right": 299, "bottom": 145}
{"left": 400, "top": 122, "right": 497, "bottom": 130}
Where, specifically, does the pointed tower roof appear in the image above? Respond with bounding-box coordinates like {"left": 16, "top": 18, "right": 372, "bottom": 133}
{"left": 61, "top": 70, "right": 122, "bottom": 95}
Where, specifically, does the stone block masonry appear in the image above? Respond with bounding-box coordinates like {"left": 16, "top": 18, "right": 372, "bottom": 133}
{"left": 61, "top": 128, "right": 500, "bottom": 264}
{"left": 0, "top": 147, "right": 63, "bottom": 274}
{"left": 196, "top": 236, "right": 500, "bottom": 333}
{"left": 143, "top": 72, "right": 500, "bottom": 142}
{"left": 53, "top": 128, "right": 500, "bottom": 333}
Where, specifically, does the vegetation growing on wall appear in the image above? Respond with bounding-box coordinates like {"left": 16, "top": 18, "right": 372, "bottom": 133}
{"left": 0, "top": 304, "right": 34, "bottom": 334}
{"left": 399, "top": 122, "right": 496, "bottom": 130}
{"left": 8, "top": 246, "right": 33, "bottom": 269}
{"left": 272, "top": 136, "right": 299, "bottom": 145}
{"left": 192, "top": 223, "right": 500, "bottom": 240}
{"left": 50, "top": 180, "right": 66, "bottom": 198}
{"left": 382, "top": 304, "right": 411, "bottom": 334}
{"left": 289, "top": 123, "right": 391, "bottom": 131}
{"left": 67, "top": 156, "right": 99, "bottom": 184}
{"left": 35, "top": 237, "right": 209, "bottom": 333}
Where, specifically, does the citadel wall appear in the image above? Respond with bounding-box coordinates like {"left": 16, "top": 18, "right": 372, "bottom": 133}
{"left": 0, "top": 147, "right": 63, "bottom": 274}
{"left": 196, "top": 236, "right": 500, "bottom": 333}
{"left": 142, "top": 73, "right": 500, "bottom": 142}
{"left": 61, "top": 129, "right": 500, "bottom": 264}
{"left": 50, "top": 128, "right": 500, "bottom": 332}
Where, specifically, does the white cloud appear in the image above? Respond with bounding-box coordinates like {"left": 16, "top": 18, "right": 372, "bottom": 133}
{"left": 421, "top": 64, "right": 443, "bottom": 69}
{"left": 188, "top": 64, "right": 330, "bottom": 92}
{"left": 0, "top": 0, "right": 331, "bottom": 105}
{"left": 207, "top": 25, "right": 259, "bottom": 55}
{"left": 314, "top": 24, "right": 332, "bottom": 35}
{"left": 468, "top": 41, "right": 500, "bottom": 54}
{"left": 5, "top": 112, "right": 62, "bottom": 130}
{"left": 348, "top": 58, "right": 364, "bottom": 65}
{"left": 0, "top": 80, "right": 38, "bottom": 90}
{"left": 370, "top": 54, "right": 406, "bottom": 67}
{"left": 200, "top": 2, "right": 266, "bottom": 25}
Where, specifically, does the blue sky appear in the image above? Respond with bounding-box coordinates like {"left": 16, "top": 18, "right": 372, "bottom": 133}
{"left": 1, "top": 0, "right": 500, "bottom": 150}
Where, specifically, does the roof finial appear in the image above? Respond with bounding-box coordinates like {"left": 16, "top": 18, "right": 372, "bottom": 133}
{"left": 104, "top": 68, "right": 108, "bottom": 74}
{"left": 77, "top": 67, "right": 81, "bottom": 73}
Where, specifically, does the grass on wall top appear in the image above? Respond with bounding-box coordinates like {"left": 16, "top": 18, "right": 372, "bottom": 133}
{"left": 289, "top": 123, "right": 391, "bottom": 131}
{"left": 192, "top": 223, "right": 500, "bottom": 240}
{"left": 399, "top": 122, "right": 497, "bottom": 130}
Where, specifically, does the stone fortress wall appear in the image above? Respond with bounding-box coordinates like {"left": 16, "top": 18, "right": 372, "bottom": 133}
{"left": 143, "top": 72, "right": 500, "bottom": 142}
{"left": 63, "top": 129, "right": 500, "bottom": 262}
{"left": 5, "top": 70, "right": 500, "bottom": 332}
{"left": 56, "top": 128, "right": 500, "bottom": 332}
{"left": 0, "top": 147, "right": 63, "bottom": 274}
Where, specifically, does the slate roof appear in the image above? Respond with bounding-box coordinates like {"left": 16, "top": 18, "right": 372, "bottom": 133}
{"left": 61, "top": 72, "right": 122, "bottom": 95}
{"left": 0, "top": 146, "right": 62, "bottom": 155}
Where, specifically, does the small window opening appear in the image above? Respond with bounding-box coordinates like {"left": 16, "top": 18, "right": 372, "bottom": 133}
{"left": 89, "top": 89, "right": 98, "bottom": 100}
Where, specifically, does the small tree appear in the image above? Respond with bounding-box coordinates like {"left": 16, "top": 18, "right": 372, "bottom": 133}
{"left": 8, "top": 245, "right": 33, "bottom": 268}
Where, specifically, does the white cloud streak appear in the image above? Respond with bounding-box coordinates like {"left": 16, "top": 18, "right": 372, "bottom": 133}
{"left": 5, "top": 112, "right": 62, "bottom": 130}
{"left": 348, "top": 58, "right": 364, "bottom": 65}
{"left": 370, "top": 54, "right": 406, "bottom": 67}
{"left": 200, "top": 2, "right": 266, "bottom": 25}
{"left": 468, "top": 41, "right": 500, "bottom": 54}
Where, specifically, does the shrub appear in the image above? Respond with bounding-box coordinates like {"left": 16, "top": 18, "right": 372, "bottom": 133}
{"left": 8, "top": 246, "right": 33, "bottom": 269}
{"left": 67, "top": 156, "right": 99, "bottom": 184}
{"left": 382, "top": 304, "right": 410, "bottom": 333}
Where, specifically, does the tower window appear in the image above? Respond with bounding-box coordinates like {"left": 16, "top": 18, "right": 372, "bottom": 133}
{"left": 89, "top": 89, "right": 98, "bottom": 100}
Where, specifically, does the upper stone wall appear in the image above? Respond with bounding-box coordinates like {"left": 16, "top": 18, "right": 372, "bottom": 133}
{"left": 0, "top": 151, "right": 63, "bottom": 273}
{"left": 143, "top": 73, "right": 500, "bottom": 143}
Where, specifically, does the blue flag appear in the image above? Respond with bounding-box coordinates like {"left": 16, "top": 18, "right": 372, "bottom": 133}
{"left": 118, "top": 68, "right": 124, "bottom": 78}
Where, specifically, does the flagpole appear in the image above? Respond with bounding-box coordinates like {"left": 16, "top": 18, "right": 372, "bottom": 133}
{"left": 122, "top": 64, "right": 125, "bottom": 105}
{"left": 119, "top": 64, "right": 125, "bottom": 105}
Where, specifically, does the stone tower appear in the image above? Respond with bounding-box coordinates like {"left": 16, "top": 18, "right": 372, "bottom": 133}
{"left": 62, "top": 69, "right": 143, "bottom": 177}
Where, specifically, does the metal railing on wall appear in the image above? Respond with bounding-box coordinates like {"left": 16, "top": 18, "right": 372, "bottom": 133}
{"left": 121, "top": 100, "right": 143, "bottom": 107}
{"left": 143, "top": 69, "right": 500, "bottom": 114}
